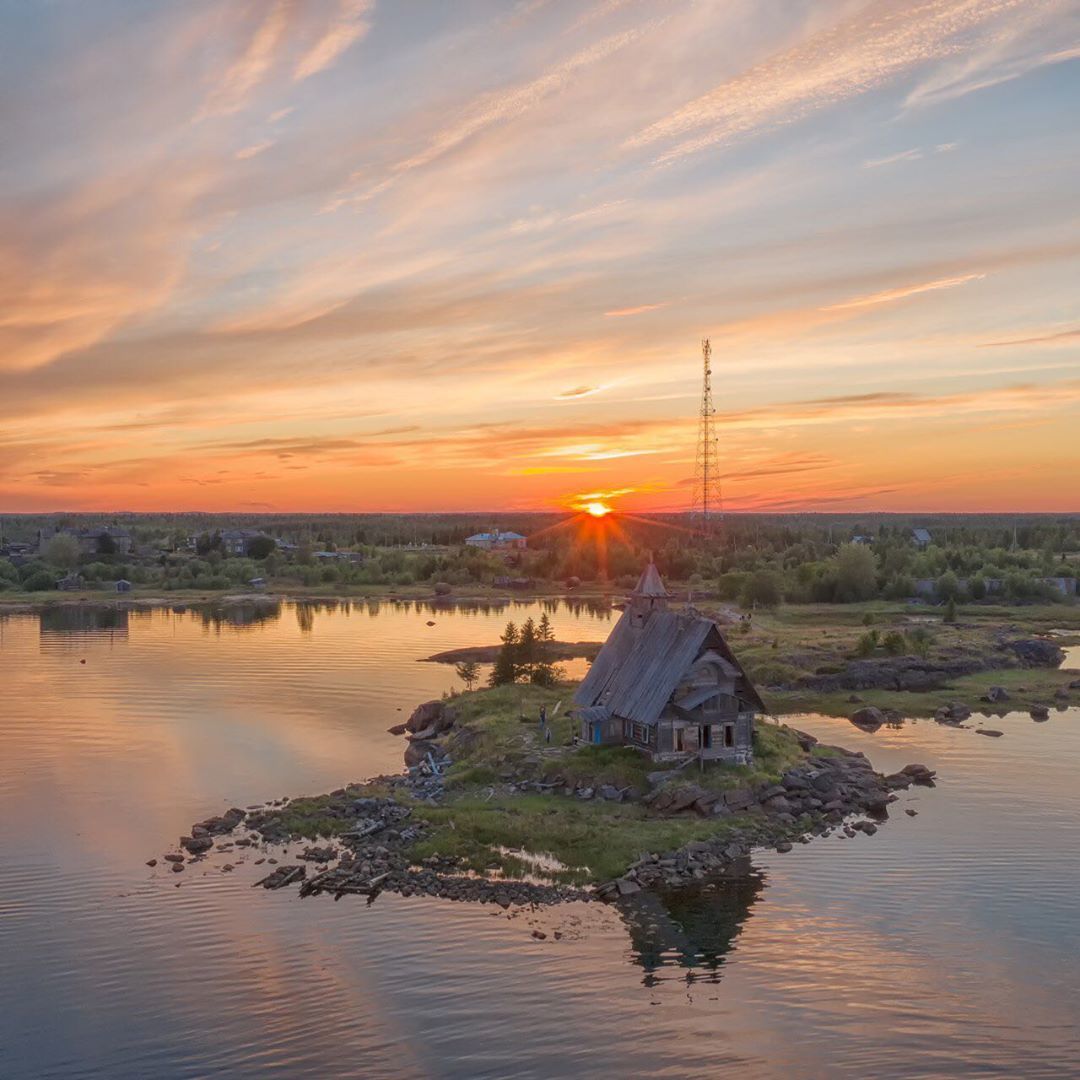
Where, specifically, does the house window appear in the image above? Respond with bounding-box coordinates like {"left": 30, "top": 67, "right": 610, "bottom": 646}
{"left": 629, "top": 722, "right": 649, "bottom": 744}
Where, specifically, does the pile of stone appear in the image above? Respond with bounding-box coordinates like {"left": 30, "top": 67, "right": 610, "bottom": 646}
{"left": 179, "top": 806, "right": 246, "bottom": 855}
{"left": 934, "top": 702, "right": 972, "bottom": 724}
{"left": 594, "top": 751, "right": 936, "bottom": 900}
{"left": 246, "top": 791, "right": 587, "bottom": 907}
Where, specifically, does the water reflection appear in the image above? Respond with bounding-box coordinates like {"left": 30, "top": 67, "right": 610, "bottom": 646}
{"left": 619, "top": 875, "right": 764, "bottom": 986}
{"left": 39, "top": 606, "right": 130, "bottom": 640}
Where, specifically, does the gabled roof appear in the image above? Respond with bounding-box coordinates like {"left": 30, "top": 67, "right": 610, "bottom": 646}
{"left": 575, "top": 609, "right": 766, "bottom": 724}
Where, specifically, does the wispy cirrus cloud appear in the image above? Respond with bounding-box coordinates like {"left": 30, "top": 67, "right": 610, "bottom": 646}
{"left": 626, "top": 0, "right": 1049, "bottom": 164}
{"left": 605, "top": 302, "right": 667, "bottom": 318}
{"left": 824, "top": 272, "right": 986, "bottom": 311}
{"left": 981, "top": 327, "right": 1080, "bottom": 347}
{"left": 294, "top": 0, "right": 374, "bottom": 81}
{"left": 329, "top": 21, "right": 656, "bottom": 208}
{"left": 197, "top": 1, "right": 294, "bottom": 119}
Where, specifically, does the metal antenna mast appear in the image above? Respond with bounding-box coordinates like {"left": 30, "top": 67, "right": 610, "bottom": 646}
{"left": 690, "top": 338, "right": 723, "bottom": 533}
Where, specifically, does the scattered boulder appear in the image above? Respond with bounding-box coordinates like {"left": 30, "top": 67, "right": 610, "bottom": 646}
{"left": 180, "top": 835, "right": 213, "bottom": 855}
{"left": 934, "top": 703, "right": 970, "bottom": 724}
{"left": 984, "top": 686, "right": 1010, "bottom": 704}
{"left": 406, "top": 700, "right": 445, "bottom": 733}
{"left": 387, "top": 723, "right": 408, "bottom": 736}
{"left": 975, "top": 729, "right": 1004, "bottom": 738}
{"left": 146, "top": 858, "right": 157, "bottom": 867}
{"left": 1010, "top": 639, "right": 1065, "bottom": 667}
{"left": 1030, "top": 704, "right": 1050, "bottom": 721}
{"left": 300, "top": 844, "right": 337, "bottom": 861}
{"left": 850, "top": 706, "right": 884, "bottom": 730}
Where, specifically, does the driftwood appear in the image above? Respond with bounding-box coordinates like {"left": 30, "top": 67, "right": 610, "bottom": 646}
{"left": 298, "top": 867, "right": 338, "bottom": 897}
{"left": 252, "top": 865, "right": 306, "bottom": 890}
{"left": 341, "top": 818, "right": 385, "bottom": 840}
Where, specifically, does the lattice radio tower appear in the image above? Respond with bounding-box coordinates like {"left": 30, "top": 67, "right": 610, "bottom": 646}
{"left": 690, "top": 338, "right": 723, "bottom": 533}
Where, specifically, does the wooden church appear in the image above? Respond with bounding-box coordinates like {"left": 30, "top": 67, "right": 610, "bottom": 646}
{"left": 574, "top": 560, "right": 765, "bottom": 764}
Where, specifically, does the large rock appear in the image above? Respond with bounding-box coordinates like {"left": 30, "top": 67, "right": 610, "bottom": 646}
{"left": 180, "top": 834, "right": 213, "bottom": 854}
{"left": 1010, "top": 639, "right": 1065, "bottom": 667}
{"left": 850, "top": 706, "right": 884, "bottom": 730}
{"left": 406, "top": 700, "right": 445, "bottom": 734}
{"left": 985, "top": 686, "right": 1010, "bottom": 704}
{"left": 404, "top": 739, "right": 447, "bottom": 768}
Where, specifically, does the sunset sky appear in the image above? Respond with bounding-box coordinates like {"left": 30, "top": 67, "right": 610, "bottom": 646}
{"left": 1, "top": 0, "right": 1077, "bottom": 514}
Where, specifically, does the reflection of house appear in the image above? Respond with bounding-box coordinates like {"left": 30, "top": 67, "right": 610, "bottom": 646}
{"left": 574, "top": 561, "right": 765, "bottom": 763}
{"left": 912, "top": 528, "right": 932, "bottom": 548}
{"left": 464, "top": 529, "right": 527, "bottom": 551}
{"left": 618, "top": 876, "right": 762, "bottom": 982}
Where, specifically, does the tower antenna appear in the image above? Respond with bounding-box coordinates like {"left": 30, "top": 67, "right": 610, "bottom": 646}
{"left": 690, "top": 338, "right": 723, "bottom": 534}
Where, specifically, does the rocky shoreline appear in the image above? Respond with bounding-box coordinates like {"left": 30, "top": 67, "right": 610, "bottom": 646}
{"left": 159, "top": 711, "right": 936, "bottom": 909}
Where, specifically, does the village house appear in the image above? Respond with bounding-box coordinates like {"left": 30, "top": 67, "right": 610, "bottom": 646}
{"left": 37, "top": 526, "right": 133, "bottom": 557}
{"left": 464, "top": 528, "right": 527, "bottom": 551}
{"left": 218, "top": 529, "right": 271, "bottom": 556}
{"left": 574, "top": 561, "right": 765, "bottom": 764}
{"left": 912, "top": 528, "right": 933, "bottom": 549}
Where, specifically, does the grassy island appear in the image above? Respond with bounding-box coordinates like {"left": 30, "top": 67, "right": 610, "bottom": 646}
{"left": 248, "top": 683, "right": 885, "bottom": 890}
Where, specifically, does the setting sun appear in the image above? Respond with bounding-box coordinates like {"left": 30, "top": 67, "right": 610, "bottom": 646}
{"left": 584, "top": 501, "right": 612, "bottom": 518}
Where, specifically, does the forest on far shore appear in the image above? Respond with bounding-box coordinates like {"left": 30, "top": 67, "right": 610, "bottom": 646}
{"left": 0, "top": 512, "right": 1076, "bottom": 606}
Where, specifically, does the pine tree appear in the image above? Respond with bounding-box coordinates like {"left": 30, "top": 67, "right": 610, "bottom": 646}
{"left": 518, "top": 618, "right": 538, "bottom": 679}
{"left": 455, "top": 660, "right": 480, "bottom": 691}
{"left": 489, "top": 622, "right": 519, "bottom": 686}
{"left": 531, "top": 611, "right": 559, "bottom": 686}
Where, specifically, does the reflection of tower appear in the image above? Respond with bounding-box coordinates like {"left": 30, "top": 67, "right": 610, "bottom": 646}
{"left": 690, "top": 338, "right": 723, "bottom": 532}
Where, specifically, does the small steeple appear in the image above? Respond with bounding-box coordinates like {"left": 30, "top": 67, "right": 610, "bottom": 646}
{"left": 629, "top": 556, "right": 669, "bottom": 629}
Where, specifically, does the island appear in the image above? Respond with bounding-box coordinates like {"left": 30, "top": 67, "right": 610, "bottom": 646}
{"left": 166, "top": 563, "right": 948, "bottom": 907}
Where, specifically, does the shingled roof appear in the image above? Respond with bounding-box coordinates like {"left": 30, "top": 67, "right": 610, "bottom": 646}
{"left": 575, "top": 608, "right": 766, "bottom": 724}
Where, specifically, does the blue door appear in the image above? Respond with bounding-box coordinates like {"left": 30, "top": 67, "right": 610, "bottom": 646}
{"left": 593, "top": 723, "right": 602, "bottom": 745}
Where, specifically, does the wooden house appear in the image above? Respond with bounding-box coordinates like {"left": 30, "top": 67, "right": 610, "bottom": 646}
{"left": 574, "top": 561, "right": 765, "bottom": 764}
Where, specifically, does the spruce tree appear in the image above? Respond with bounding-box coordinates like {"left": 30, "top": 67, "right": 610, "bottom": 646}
{"left": 489, "top": 622, "right": 519, "bottom": 686}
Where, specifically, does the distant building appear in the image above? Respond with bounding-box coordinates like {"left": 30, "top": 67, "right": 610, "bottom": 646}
{"left": 57, "top": 573, "right": 84, "bottom": 591}
{"left": 218, "top": 529, "right": 270, "bottom": 556}
{"left": 464, "top": 529, "right": 527, "bottom": 551}
{"left": 248, "top": 577, "right": 267, "bottom": 590}
{"left": 851, "top": 535, "right": 873, "bottom": 545}
{"left": 493, "top": 576, "right": 534, "bottom": 590}
{"left": 574, "top": 561, "right": 765, "bottom": 764}
{"left": 1042, "top": 577, "right": 1077, "bottom": 597}
{"left": 114, "top": 579, "right": 133, "bottom": 593}
{"left": 313, "top": 551, "right": 365, "bottom": 563}
{"left": 38, "top": 526, "right": 132, "bottom": 557}
{"left": 912, "top": 528, "right": 933, "bottom": 549}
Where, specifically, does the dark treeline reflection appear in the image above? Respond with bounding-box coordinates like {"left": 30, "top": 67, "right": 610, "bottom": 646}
{"left": 619, "top": 874, "right": 764, "bottom": 986}
{"left": 25, "top": 596, "right": 614, "bottom": 641}
{"left": 39, "top": 606, "right": 130, "bottom": 639}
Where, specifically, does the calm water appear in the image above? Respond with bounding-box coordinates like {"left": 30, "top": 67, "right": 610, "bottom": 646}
{"left": 1, "top": 600, "right": 1078, "bottom": 1078}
